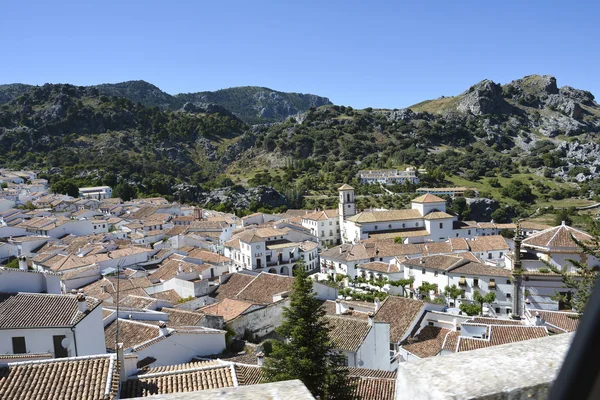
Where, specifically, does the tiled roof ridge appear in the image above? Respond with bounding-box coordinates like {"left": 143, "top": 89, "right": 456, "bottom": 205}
{"left": 0, "top": 352, "right": 53, "bottom": 360}
{"left": 7, "top": 353, "right": 116, "bottom": 366}
{"left": 0, "top": 266, "right": 61, "bottom": 276}
{"left": 132, "top": 334, "right": 167, "bottom": 351}
{"left": 133, "top": 361, "right": 235, "bottom": 379}
{"left": 440, "top": 329, "right": 455, "bottom": 352}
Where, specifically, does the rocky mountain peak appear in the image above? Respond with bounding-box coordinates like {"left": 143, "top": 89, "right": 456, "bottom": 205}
{"left": 457, "top": 79, "right": 509, "bottom": 115}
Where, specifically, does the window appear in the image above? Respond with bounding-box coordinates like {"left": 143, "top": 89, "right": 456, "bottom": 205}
{"left": 506, "top": 293, "right": 511, "bottom": 299}
{"left": 473, "top": 277, "right": 479, "bottom": 287}
{"left": 488, "top": 253, "right": 492, "bottom": 259}
{"left": 506, "top": 279, "right": 511, "bottom": 284}
{"left": 329, "top": 221, "right": 332, "bottom": 226}
{"left": 507, "top": 308, "right": 512, "bottom": 314}
{"left": 388, "top": 224, "right": 392, "bottom": 229}
{"left": 346, "top": 193, "right": 350, "bottom": 202}
{"left": 434, "top": 271, "right": 438, "bottom": 277}
{"left": 416, "top": 222, "right": 419, "bottom": 227}
{"left": 12, "top": 337, "right": 26, "bottom": 354}
{"left": 53, "top": 335, "right": 68, "bottom": 358}
{"left": 500, "top": 252, "right": 503, "bottom": 257}
{"left": 321, "top": 222, "right": 324, "bottom": 226}
{"left": 468, "top": 230, "right": 471, "bottom": 235}
{"left": 402, "top": 223, "right": 406, "bottom": 228}
{"left": 489, "top": 279, "right": 496, "bottom": 289}
{"left": 428, "top": 322, "right": 434, "bottom": 326}
{"left": 374, "top": 225, "right": 378, "bottom": 230}
{"left": 459, "top": 276, "right": 466, "bottom": 286}
{"left": 347, "top": 204, "right": 351, "bottom": 208}
{"left": 422, "top": 268, "right": 425, "bottom": 274}
{"left": 439, "top": 223, "right": 443, "bottom": 229}
{"left": 495, "top": 307, "right": 501, "bottom": 313}
{"left": 336, "top": 220, "right": 339, "bottom": 225}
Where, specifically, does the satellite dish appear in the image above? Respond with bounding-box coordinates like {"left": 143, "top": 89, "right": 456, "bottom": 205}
{"left": 358, "top": 360, "right": 364, "bottom": 367}
{"left": 61, "top": 338, "right": 71, "bottom": 349}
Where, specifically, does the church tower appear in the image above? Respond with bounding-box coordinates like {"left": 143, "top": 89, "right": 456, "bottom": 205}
{"left": 338, "top": 184, "right": 355, "bottom": 242}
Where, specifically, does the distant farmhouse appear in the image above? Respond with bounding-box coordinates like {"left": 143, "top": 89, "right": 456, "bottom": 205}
{"left": 416, "top": 187, "right": 479, "bottom": 198}
{"left": 357, "top": 167, "right": 419, "bottom": 185}
{"left": 79, "top": 186, "right": 113, "bottom": 200}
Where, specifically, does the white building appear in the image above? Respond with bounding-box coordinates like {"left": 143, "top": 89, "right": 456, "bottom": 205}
{"left": 78, "top": 186, "right": 113, "bottom": 200}
{"left": 224, "top": 227, "right": 319, "bottom": 275}
{"left": 358, "top": 167, "right": 420, "bottom": 185}
{"left": 301, "top": 208, "right": 340, "bottom": 246}
{"left": 416, "top": 187, "right": 479, "bottom": 198}
{"left": 0, "top": 292, "right": 105, "bottom": 358}
{"left": 339, "top": 188, "right": 473, "bottom": 244}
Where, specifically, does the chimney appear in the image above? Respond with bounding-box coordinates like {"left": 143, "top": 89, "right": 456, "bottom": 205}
{"left": 76, "top": 293, "right": 88, "bottom": 313}
{"left": 178, "top": 263, "right": 183, "bottom": 273}
{"left": 534, "top": 312, "right": 545, "bottom": 326}
{"left": 374, "top": 297, "right": 381, "bottom": 312}
{"left": 158, "top": 321, "right": 169, "bottom": 336}
{"left": 368, "top": 312, "right": 374, "bottom": 327}
{"left": 100, "top": 285, "right": 106, "bottom": 293}
{"left": 561, "top": 220, "right": 566, "bottom": 226}
{"left": 194, "top": 208, "right": 203, "bottom": 221}
{"left": 116, "top": 343, "right": 127, "bottom": 382}
{"left": 256, "top": 351, "right": 265, "bottom": 367}
{"left": 335, "top": 299, "right": 342, "bottom": 315}
{"left": 18, "top": 255, "right": 28, "bottom": 271}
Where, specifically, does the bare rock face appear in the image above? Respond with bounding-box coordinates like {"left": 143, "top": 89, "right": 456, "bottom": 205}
{"left": 457, "top": 80, "right": 508, "bottom": 115}
{"left": 466, "top": 197, "right": 500, "bottom": 221}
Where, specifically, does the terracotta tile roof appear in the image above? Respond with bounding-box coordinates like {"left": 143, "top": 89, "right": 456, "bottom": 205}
{"left": 160, "top": 308, "right": 205, "bottom": 326}
{"left": 120, "top": 364, "right": 235, "bottom": 398}
{"left": 442, "top": 331, "right": 460, "bottom": 352}
{"left": 401, "top": 326, "right": 451, "bottom": 358}
{"left": 234, "top": 364, "right": 263, "bottom": 385}
{"left": 150, "top": 257, "right": 211, "bottom": 282}
{"left": 81, "top": 276, "right": 153, "bottom": 302}
{"left": 469, "top": 317, "right": 523, "bottom": 326}
{"left": 521, "top": 221, "right": 552, "bottom": 231}
{"left": 235, "top": 273, "right": 295, "bottom": 304}
{"left": 104, "top": 319, "right": 159, "bottom": 351}
{"left": 412, "top": 194, "right": 446, "bottom": 203}
{"left": 347, "top": 209, "right": 423, "bottom": 223}
{"left": 143, "top": 360, "right": 222, "bottom": 374}
{"left": 347, "top": 368, "right": 396, "bottom": 379}
{"left": 200, "top": 298, "right": 255, "bottom": 322}
{"left": 0, "top": 293, "right": 101, "bottom": 329}
{"left": 374, "top": 296, "right": 424, "bottom": 343}
{"left": 0, "top": 354, "right": 119, "bottom": 400}
{"left": 186, "top": 249, "right": 232, "bottom": 264}
{"left": 423, "top": 211, "right": 454, "bottom": 220}
{"left": 150, "top": 289, "right": 182, "bottom": 303}
{"left": 302, "top": 209, "right": 339, "bottom": 221}
{"left": 324, "top": 315, "right": 372, "bottom": 352}
{"left": 321, "top": 241, "right": 424, "bottom": 262}
{"left": 468, "top": 235, "right": 510, "bottom": 252}
{"left": 450, "top": 261, "right": 512, "bottom": 277}
{"left": 338, "top": 184, "right": 354, "bottom": 190}
{"left": 118, "top": 295, "right": 157, "bottom": 310}
{"left": 456, "top": 325, "right": 548, "bottom": 352}
{"left": 348, "top": 376, "right": 396, "bottom": 400}
{"left": 358, "top": 261, "right": 400, "bottom": 273}
{"left": 402, "top": 255, "right": 466, "bottom": 271}
{"left": 0, "top": 353, "right": 54, "bottom": 361}
{"left": 523, "top": 224, "right": 593, "bottom": 249}
{"left": 212, "top": 273, "right": 256, "bottom": 301}
{"left": 532, "top": 310, "right": 579, "bottom": 333}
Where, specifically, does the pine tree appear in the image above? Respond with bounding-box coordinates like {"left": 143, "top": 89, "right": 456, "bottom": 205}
{"left": 262, "top": 264, "right": 353, "bottom": 399}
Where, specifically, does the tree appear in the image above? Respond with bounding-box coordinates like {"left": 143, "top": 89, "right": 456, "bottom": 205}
{"left": 444, "top": 284, "right": 464, "bottom": 306}
{"left": 394, "top": 236, "right": 403, "bottom": 244}
{"left": 500, "top": 180, "right": 534, "bottom": 203}
{"left": 553, "top": 208, "right": 574, "bottom": 227}
{"left": 1, "top": 182, "right": 7, "bottom": 189}
{"left": 473, "top": 290, "right": 496, "bottom": 316}
{"left": 548, "top": 233, "right": 600, "bottom": 316}
{"left": 490, "top": 208, "right": 507, "bottom": 223}
{"left": 417, "top": 281, "right": 438, "bottom": 299}
{"left": 24, "top": 201, "right": 36, "bottom": 210}
{"left": 389, "top": 277, "right": 414, "bottom": 297}
{"left": 262, "top": 264, "right": 353, "bottom": 399}
{"left": 113, "top": 182, "right": 136, "bottom": 201}
{"left": 50, "top": 179, "right": 79, "bottom": 197}
{"left": 460, "top": 302, "right": 481, "bottom": 316}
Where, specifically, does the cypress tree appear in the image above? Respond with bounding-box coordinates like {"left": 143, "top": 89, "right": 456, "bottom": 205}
{"left": 262, "top": 263, "right": 353, "bottom": 399}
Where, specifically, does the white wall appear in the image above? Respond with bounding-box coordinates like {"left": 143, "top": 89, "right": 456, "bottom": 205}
{"left": 356, "top": 321, "right": 392, "bottom": 370}
{"left": 228, "top": 301, "right": 288, "bottom": 339}
{"left": 0, "top": 268, "right": 61, "bottom": 294}
{"left": 73, "top": 305, "right": 107, "bottom": 355}
{"left": 135, "top": 331, "right": 226, "bottom": 367}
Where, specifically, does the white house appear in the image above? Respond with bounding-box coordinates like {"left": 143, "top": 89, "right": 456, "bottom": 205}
{"left": 78, "top": 186, "right": 113, "bottom": 200}
{"left": 301, "top": 208, "right": 341, "bottom": 247}
{"left": 0, "top": 292, "right": 105, "bottom": 358}
{"left": 358, "top": 167, "right": 419, "bottom": 185}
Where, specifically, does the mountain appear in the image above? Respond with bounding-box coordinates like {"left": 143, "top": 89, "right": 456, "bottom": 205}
{"left": 0, "top": 81, "right": 331, "bottom": 124}
{"left": 1, "top": 75, "right": 600, "bottom": 216}
{"left": 93, "top": 80, "right": 182, "bottom": 109}
{"left": 0, "top": 84, "right": 34, "bottom": 105}
{"left": 175, "top": 86, "right": 332, "bottom": 124}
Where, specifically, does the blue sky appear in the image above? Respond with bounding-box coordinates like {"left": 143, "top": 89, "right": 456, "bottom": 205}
{"left": 1, "top": 0, "right": 598, "bottom": 109}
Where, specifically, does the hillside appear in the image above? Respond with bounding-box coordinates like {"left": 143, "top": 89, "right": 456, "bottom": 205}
{"left": 175, "top": 86, "right": 332, "bottom": 124}
{"left": 0, "top": 81, "right": 331, "bottom": 124}
{"left": 1, "top": 75, "right": 600, "bottom": 218}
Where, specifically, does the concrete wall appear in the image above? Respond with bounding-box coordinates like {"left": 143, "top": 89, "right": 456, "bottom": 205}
{"left": 228, "top": 301, "right": 288, "bottom": 340}
{"left": 355, "top": 321, "right": 392, "bottom": 370}
{"left": 135, "top": 331, "right": 226, "bottom": 367}
{"left": 0, "top": 268, "right": 61, "bottom": 294}
{"left": 395, "top": 333, "right": 573, "bottom": 400}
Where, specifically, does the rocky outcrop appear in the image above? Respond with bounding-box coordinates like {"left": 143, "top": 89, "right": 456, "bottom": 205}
{"left": 199, "top": 186, "right": 288, "bottom": 209}
{"left": 457, "top": 80, "right": 509, "bottom": 115}
{"left": 466, "top": 198, "right": 500, "bottom": 221}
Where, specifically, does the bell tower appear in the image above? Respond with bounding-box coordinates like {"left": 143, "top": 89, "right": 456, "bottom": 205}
{"left": 338, "top": 184, "right": 355, "bottom": 242}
